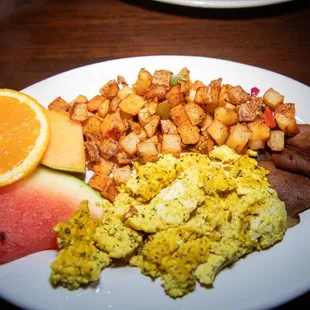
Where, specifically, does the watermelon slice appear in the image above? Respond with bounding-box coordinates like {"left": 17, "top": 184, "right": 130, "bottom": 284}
{"left": 0, "top": 166, "right": 105, "bottom": 264}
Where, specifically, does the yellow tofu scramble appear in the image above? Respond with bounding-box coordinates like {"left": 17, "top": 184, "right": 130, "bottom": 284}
{"left": 50, "top": 145, "right": 287, "bottom": 298}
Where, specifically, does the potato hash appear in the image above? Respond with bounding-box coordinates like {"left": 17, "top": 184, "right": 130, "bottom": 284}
{"left": 47, "top": 67, "right": 299, "bottom": 201}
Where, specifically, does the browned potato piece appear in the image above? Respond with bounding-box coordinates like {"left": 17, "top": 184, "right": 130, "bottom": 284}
{"left": 166, "top": 84, "right": 185, "bottom": 108}
{"left": 113, "top": 166, "right": 132, "bottom": 185}
{"left": 199, "top": 114, "right": 213, "bottom": 131}
{"left": 100, "top": 112, "right": 126, "bottom": 140}
{"left": 117, "top": 75, "right": 128, "bottom": 86}
{"left": 119, "top": 132, "right": 140, "bottom": 155}
{"left": 145, "top": 115, "right": 160, "bottom": 138}
{"left": 263, "top": 88, "right": 284, "bottom": 110}
{"left": 225, "top": 102, "right": 237, "bottom": 111}
{"left": 138, "top": 107, "right": 152, "bottom": 127}
{"left": 267, "top": 130, "right": 285, "bottom": 151}
{"left": 144, "top": 84, "right": 167, "bottom": 101}
{"left": 97, "top": 99, "right": 110, "bottom": 118}
{"left": 99, "top": 138, "right": 118, "bottom": 159}
{"left": 48, "top": 97, "right": 70, "bottom": 112}
{"left": 185, "top": 102, "right": 206, "bottom": 126}
{"left": 100, "top": 79, "right": 119, "bottom": 100}
{"left": 247, "top": 121, "right": 271, "bottom": 150}
{"left": 160, "top": 119, "right": 178, "bottom": 134}
{"left": 129, "top": 120, "right": 148, "bottom": 142}
{"left": 195, "top": 134, "right": 215, "bottom": 154}
{"left": 152, "top": 70, "right": 173, "bottom": 87}
{"left": 162, "top": 134, "right": 182, "bottom": 157}
{"left": 92, "top": 157, "right": 115, "bottom": 175}
{"left": 132, "top": 68, "right": 153, "bottom": 96}
{"left": 186, "top": 80, "right": 205, "bottom": 102}
{"left": 70, "top": 94, "right": 88, "bottom": 104}
{"left": 109, "top": 96, "right": 121, "bottom": 113}
{"left": 137, "top": 140, "right": 159, "bottom": 163}
{"left": 227, "top": 86, "right": 250, "bottom": 105}
{"left": 84, "top": 134, "right": 100, "bottom": 163}
{"left": 88, "top": 173, "right": 118, "bottom": 202}
{"left": 207, "top": 119, "right": 229, "bottom": 146}
{"left": 195, "top": 79, "right": 221, "bottom": 111}
{"left": 147, "top": 102, "right": 158, "bottom": 115}
{"left": 69, "top": 102, "right": 88, "bottom": 121}
{"left": 87, "top": 95, "right": 106, "bottom": 112}
{"left": 120, "top": 94, "right": 145, "bottom": 115}
{"left": 116, "top": 150, "right": 133, "bottom": 165}
{"left": 118, "top": 85, "right": 134, "bottom": 100}
{"left": 170, "top": 104, "right": 191, "bottom": 127}
{"left": 274, "top": 104, "right": 299, "bottom": 136}
{"left": 177, "top": 124, "right": 200, "bottom": 145}
{"left": 82, "top": 115, "right": 101, "bottom": 136}
{"left": 214, "top": 106, "right": 238, "bottom": 126}
{"left": 237, "top": 103, "right": 257, "bottom": 122}
{"left": 218, "top": 85, "right": 232, "bottom": 107}
{"left": 226, "top": 123, "right": 252, "bottom": 153}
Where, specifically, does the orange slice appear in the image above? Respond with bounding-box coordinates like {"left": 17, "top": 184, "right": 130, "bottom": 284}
{"left": 0, "top": 89, "right": 50, "bottom": 186}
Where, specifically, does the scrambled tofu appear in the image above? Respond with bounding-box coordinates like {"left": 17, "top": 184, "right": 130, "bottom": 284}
{"left": 50, "top": 146, "right": 287, "bottom": 298}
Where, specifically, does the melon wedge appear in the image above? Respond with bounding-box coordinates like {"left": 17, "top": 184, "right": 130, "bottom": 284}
{"left": 41, "top": 110, "right": 86, "bottom": 173}
{"left": 0, "top": 166, "right": 106, "bottom": 264}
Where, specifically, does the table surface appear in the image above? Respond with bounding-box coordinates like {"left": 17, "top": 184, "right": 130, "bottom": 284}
{"left": 0, "top": 0, "right": 309, "bottom": 309}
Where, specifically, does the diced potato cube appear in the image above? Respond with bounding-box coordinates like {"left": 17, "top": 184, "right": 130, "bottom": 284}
{"left": 170, "top": 104, "right": 191, "bottom": 127}
{"left": 118, "top": 85, "right": 134, "bottom": 100}
{"left": 274, "top": 103, "right": 299, "bottom": 136}
{"left": 267, "top": 130, "right": 285, "bottom": 151}
{"left": 119, "top": 132, "right": 140, "bottom": 155}
{"left": 70, "top": 94, "right": 88, "bottom": 105}
{"left": 226, "top": 123, "right": 252, "bottom": 153}
{"left": 132, "top": 68, "right": 153, "bottom": 96}
{"left": 237, "top": 103, "right": 257, "bottom": 122}
{"left": 137, "top": 140, "right": 159, "bottom": 163}
{"left": 99, "top": 138, "right": 118, "bottom": 159}
{"left": 87, "top": 95, "right": 106, "bottom": 112}
{"left": 152, "top": 70, "right": 173, "bottom": 87}
{"left": 69, "top": 102, "right": 88, "bottom": 121}
{"left": 100, "top": 112, "right": 125, "bottom": 140}
{"left": 207, "top": 119, "right": 229, "bottom": 146}
{"left": 113, "top": 166, "right": 132, "bottom": 185}
{"left": 160, "top": 119, "right": 178, "bottom": 134}
{"left": 117, "top": 75, "right": 128, "bottom": 85}
{"left": 263, "top": 88, "right": 284, "bottom": 110}
{"left": 166, "top": 84, "right": 185, "bottom": 108}
{"left": 178, "top": 124, "right": 200, "bottom": 145}
{"left": 109, "top": 96, "right": 121, "bottom": 113}
{"left": 100, "top": 114, "right": 113, "bottom": 138}
{"left": 185, "top": 102, "right": 206, "bottom": 126}
{"left": 97, "top": 99, "right": 110, "bottom": 118}
{"left": 100, "top": 79, "right": 119, "bottom": 99}
{"left": 116, "top": 150, "right": 132, "bottom": 165}
{"left": 82, "top": 115, "right": 102, "bottom": 136}
{"left": 144, "top": 115, "right": 160, "bottom": 138}
{"left": 144, "top": 84, "right": 167, "bottom": 101}
{"left": 214, "top": 106, "right": 238, "bottom": 126}
{"left": 138, "top": 107, "right": 152, "bottom": 127}
{"left": 227, "top": 86, "right": 250, "bottom": 105}
{"left": 225, "top": 102, "right": 237, "bottom": 111}
{"left": 162, "top": 134, "right": 182, "bottom": 157}
{"left": 186, "top": 80, "right": 205, "bottom": 102}
{"left": 218, "top": 84, "right": 232, "bottom": 107}
{"left": 92, "top": 158, "right": 115, "bottom": 175}
{"left": 199, "top": 114, "right": 213, "bottom": 130}
{"left": 195, "top": 134, "right": 215, "bottom": 154}
{"left": 84, "top": 134, "right": 100, "bottom": 163}
{"left": 147, "top": 102, "right": 158, "bottom": 115}
{"left": 129, "top": 120, "right": 148, "bottom": 142}
{"left": 120, "top": 94, "right": 145, "bottom": 115}
{"left": 88, "top": 173, "right": 118, "bottom": 202}
{"left": 48, "top": 97, "right": 70, "bottom": 112}
{"left": 247, "top": 121, "right": 271, "bottom": 150}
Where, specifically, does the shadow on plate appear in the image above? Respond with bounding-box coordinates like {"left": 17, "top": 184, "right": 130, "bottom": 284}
{"left": 121, "top": 0, "right": 309, "bottom": 20}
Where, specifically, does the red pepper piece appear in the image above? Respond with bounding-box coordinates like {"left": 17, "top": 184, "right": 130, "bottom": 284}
{"left": 264, "top": 106, "right": 277, "bottom": 129}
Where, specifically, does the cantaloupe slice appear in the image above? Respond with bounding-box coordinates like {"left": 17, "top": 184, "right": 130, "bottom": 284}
{"left": 0, "top": 166, "right": 106, "bottom": 264}
{"left": 41, "top": 110, "right": 86, "bottom": 173}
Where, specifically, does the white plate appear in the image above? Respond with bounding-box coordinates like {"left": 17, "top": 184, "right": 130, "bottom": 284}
{"left": 1, "top": 55, "right": 310, "bottom": 310}
{"left": 152, "top": 0, "right": 293, "bottom": 9}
